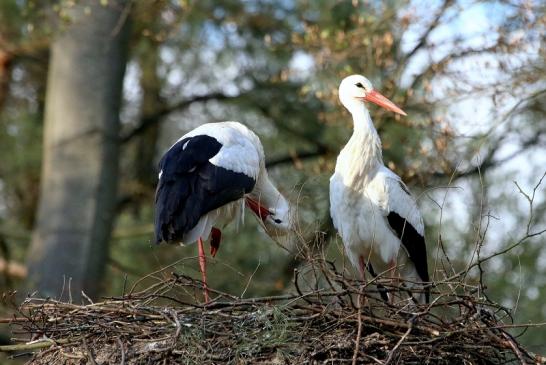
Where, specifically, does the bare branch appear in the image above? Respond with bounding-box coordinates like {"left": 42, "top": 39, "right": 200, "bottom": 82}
{"left": 120, "top": 92, "right": 245, "bottom": 143}
{"left": 409, "top": 45, "right": 499, "bottom": 91}
{"left": 403, "top": 0, "right": 454, "bottom": 62}
{"left": 265, "top": 146, "right": 329, "bottom": 168}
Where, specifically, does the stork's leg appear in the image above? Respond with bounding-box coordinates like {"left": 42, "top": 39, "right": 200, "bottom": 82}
{"left": 358, "top": 256, "right": 367, "bottom": 285}
{"left": 388, "top": 258, "right": 398, "bottom": 305}
{"left": 210, "top": 227, "right": 222, "bottom": 257}
{"left": 197, "top": 237, "right": 210, "bottom": 303}
{"left": 358, "top": 256, "right": 369, "bottom": 307}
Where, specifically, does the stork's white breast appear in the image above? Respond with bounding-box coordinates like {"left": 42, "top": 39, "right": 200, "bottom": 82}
{"left": 329, "top": 171, "right": 403, "bottom": 268}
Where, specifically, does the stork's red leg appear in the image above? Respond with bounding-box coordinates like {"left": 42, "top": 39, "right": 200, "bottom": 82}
{"left": 197, "top": 237, "right": 210, "bottom": 303}
{"left": 358, "top": 256, "right": 367, "bottom": 285}
{"left": 358, "top": 255, "right": 369, "bottom": 307}
{"left": 388, "top": 258, "right": 398, "bottom": 304}
{"left": 210, "top": 227, "right": 222, "bottom": 257}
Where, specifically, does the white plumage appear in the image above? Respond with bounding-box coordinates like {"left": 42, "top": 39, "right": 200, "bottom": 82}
{"left": 182, "top": 122, "right": 262, "bottom": 179}
{"left": 155, "top": 121, "right": 292, "bottom": 301}
{"left": 330, "top": 75, "right": 429, "bottom": 303}
{"left": 156, "top": 121, "right": 292, "bottom": 245}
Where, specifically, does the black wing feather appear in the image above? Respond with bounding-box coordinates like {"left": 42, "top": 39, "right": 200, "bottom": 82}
{"left": 386, "top": 212, "right": 430, "bottom": 302}
{"left": 155, "top": 135, "right": 256, "bottom": 244}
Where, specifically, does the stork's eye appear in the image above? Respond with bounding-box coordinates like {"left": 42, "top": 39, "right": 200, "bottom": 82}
{"left": 355, "top": 83, "right": 364, "bottom": 88}
{"left": 274, "top": 219, "right": 282, "bottom": 224}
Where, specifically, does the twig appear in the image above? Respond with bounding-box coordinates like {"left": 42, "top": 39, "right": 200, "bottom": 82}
{"left": 352, "top": 292, "right": 363, "bottom": 365}
{"left": 240, "top": 260, "right": 261, "bottom": 299}
{"left": 384, "top": 319, "right": 414, "bottom": 364}
{"left": 83, "top": 339, "right": 97, "bottom": 365}
{"left": 0, "top": 339, "right": 56, "bottom": 352}
{"left": 117, "top": 337, "right": 125, "bottom": 365}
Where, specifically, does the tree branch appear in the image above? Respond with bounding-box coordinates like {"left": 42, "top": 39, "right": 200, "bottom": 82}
{"left": 409, "top": 45, "right": 499, "bottom": 91}
{"left": 433, "top": 97, "right": 545, "bottom": 181}
{"left": 403, "top": 0, "right": 454, "bottom": 62}
{"left": 432, "top": 140, "right": 538, "bottom": 181}
{"left": 120, "top": 92, "right": 244, "bottom": 143}
{"left": 265, "top": 146, "right": 329, "bottom": 168}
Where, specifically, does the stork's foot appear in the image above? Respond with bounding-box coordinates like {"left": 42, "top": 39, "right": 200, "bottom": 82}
{"left": 197, "top": 237, "right": 210, "bottom": 303}
{"left": 210, "top": 227, "right": 222, "bottom": 257}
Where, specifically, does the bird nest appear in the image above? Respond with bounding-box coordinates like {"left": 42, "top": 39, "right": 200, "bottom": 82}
{"left": 1, "top": 259, "right": 545, "bottom": 364}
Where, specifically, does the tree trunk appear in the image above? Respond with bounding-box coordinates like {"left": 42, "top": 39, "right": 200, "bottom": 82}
{"left": 131, "top": 1, "right": 165, "bottom": 200}
{"left": 134, "top": 36, "right": 163, "bottom": 193}
{"left": 0, "top": 50, "right": 11, "bottom": 112}
{"left": 26, "top": 0, "right": 130, "bottom": 301}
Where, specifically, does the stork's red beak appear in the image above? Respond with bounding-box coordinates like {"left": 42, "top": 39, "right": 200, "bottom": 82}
{"left": 245, "top": 197, "right": 271, "bottom": 222}
{"left": 362, "top": 90, "right": 407, "bottom": 116}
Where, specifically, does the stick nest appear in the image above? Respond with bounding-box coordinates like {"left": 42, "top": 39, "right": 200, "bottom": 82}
{"left": 2, "top": 259, "right": 545, "bottom": 364}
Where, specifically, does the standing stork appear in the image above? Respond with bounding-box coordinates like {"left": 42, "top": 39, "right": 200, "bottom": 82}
{"left": 155, "top": 121, "right": 292, "bottom": 302}
{"left": 330, "top": 75, "right": 430, "bottom": 303}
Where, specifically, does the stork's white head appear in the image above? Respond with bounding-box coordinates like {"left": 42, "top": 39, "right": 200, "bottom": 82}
{"left": 247, "top": 193, "right": 293, "bottom": 237}
{"left": 263, "top": 194, "right": 293, "bottom": 236}
{"left": 338, "top": 74, "right": 406, "bottom": 116}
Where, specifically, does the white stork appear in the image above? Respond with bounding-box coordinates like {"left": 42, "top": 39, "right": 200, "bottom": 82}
{"left": 330, "top": 75, "right": 430, "bottom": 303}
{"left": 155, "top": 121, "right": 292, "bottom": 302}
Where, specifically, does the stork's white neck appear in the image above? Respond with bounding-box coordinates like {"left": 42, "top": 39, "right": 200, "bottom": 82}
{"left": 252, "top": 170, "right": 281, "bottom": 204}
{"left": 249, "top": 169, "right": 292, "bottom": 231}
{"left": 339, "top": 102, "right": 383, "bottom": 178}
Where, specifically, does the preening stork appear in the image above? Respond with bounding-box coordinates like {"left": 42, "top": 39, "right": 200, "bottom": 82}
{"left": 330, "top": 75, "right": 430, "bottom": 303}
{"left": 154, "top": 121, "right": 292, "bottom": 302}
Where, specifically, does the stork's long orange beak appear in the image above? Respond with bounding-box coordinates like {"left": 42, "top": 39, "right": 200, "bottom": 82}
{"left": 362, "top": 90, "right": 407, "bottom": 116}
{"left": 245, "top": 197, "right": 271, "bottom": 222}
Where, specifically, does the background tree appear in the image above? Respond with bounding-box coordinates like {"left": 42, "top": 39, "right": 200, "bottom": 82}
{"left": 25, "top": 0, "right": 130, "bottom": 300}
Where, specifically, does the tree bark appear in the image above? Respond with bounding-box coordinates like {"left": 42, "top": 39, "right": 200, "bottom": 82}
{"left": 26, "top": 0, "right": 130, "bottom": 301}
{"left": 134, "top": 34, "right": 163, "bottom": 191}
{"left": 0, "top": 49, "right": 11, "bottom": 112}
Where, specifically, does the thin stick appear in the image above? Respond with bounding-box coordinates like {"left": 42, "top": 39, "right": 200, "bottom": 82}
{"left": 352, "top": 292, "right": 363, "bottom": 365}
{"left": 116, "top": 337, "right": 125, "bottom": 365}
{"left": 385, "top": 320, "right": 413, "bottom": 364}
{"left": 0, "top": 340, "right": 56, "bottom": 352}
